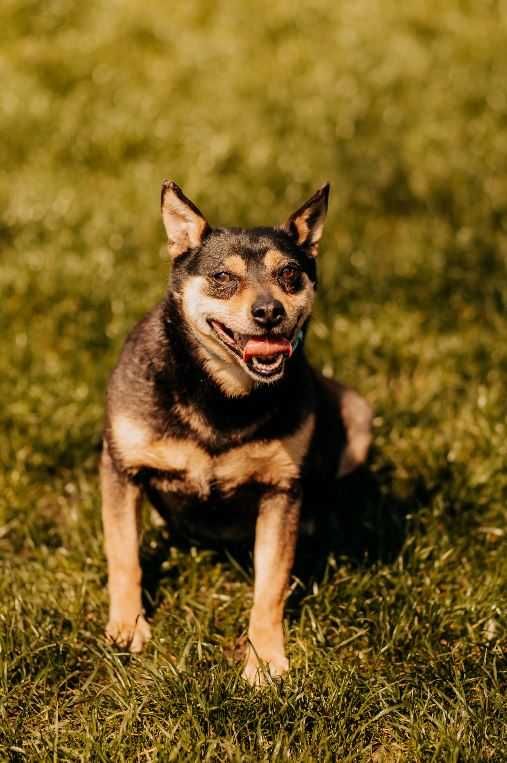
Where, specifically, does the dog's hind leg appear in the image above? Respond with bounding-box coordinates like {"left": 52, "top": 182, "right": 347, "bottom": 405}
{"left": 101, "top": 442, "right": 151, "bottom": 653}
{"left": 243, "top": 489, "right": 301, "bottom": 685}
{"left": 316, "top": 374, "right": 373, "bottom": 478}
{"left": 338, "top": 386, "right": 373, "bottom": 477}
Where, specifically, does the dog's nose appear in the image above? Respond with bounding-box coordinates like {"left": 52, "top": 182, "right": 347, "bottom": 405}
{"left": 251, "top": 297, "right": 286, "bottom": 328}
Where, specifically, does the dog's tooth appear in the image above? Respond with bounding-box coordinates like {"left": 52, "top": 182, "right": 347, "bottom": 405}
{"left": 251, "top": 353, "right": 284, "bottom": 374}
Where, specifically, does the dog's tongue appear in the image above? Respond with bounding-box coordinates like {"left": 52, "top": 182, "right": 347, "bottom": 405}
{"left": 243, "top": 337, "right": 292, "bottom": 361}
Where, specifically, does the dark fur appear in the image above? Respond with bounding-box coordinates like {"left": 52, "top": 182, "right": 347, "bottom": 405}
{"left": 104, "top": 299, "right": 347, "bottom": 540}
{"left": 100, "top": 181, "right": 372, "bottom": 681}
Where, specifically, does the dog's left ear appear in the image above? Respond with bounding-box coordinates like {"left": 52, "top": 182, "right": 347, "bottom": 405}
{"left": 283, "top": 183, "right": 330, "bottom": 257}
{"left": 161, "top": 180, "right": 210, "bottom": 259}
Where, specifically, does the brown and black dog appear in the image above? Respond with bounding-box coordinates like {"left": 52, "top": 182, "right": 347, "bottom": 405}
{"left": 101, "top": 180, "right": 372, "bottom": 684}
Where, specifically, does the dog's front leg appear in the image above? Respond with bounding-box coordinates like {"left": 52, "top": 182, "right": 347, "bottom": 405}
{"left": 243, "top": 488, "right": 301, "bottom": 685}
{"left": 101, "top": 443, "right": 151, "bottom": 653}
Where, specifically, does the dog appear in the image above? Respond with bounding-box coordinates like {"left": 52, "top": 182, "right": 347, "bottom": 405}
{"left": 101, "top": 180, "right": 372, "bottom": 684}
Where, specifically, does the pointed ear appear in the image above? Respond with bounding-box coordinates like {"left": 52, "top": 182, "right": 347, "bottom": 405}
{"left": 283, "top": 183, "right": 330, "bottom": 257}
{"left": 161, "top": 180, "right": 210, "bottom": 258}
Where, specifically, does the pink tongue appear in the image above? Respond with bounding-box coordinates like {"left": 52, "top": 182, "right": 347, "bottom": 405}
{"left": 243, "top": 337, "right": 292, "bottom": 361}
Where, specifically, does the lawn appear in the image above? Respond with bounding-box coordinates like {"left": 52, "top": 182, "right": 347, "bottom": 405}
{"left": 1, "top": 0, "right": 506, "bottom": 759}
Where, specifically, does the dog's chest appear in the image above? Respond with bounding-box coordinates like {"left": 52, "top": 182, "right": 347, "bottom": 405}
{"left": 113, "top": 413, "right": 314, "bottom": 498}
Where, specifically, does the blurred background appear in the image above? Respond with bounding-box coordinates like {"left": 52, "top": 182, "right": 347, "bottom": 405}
{"left": 2, "top": 0, "right": 506, "bottom": 518}
{"left": 1, "top": 1, "right": 506, "bottom": 757}
{"left": 0, "top": 0, "right": 507, "bottom": 512}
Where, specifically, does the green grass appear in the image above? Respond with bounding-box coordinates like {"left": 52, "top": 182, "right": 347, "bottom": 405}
{"left": 1, "top": 0, "right": 507, "bottom": 759}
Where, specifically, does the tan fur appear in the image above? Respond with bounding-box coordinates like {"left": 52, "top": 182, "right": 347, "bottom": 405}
{"left": 288, "top": 201, "right": 327, "bottom": 257}
{"left": 338, "top": 388, "right": 373, "bottom": 477}
{"left": 179, "top": 280, "right": 254, "bottom": 396}
{"left": 180, "top": 277, "right": 262, "bottom": 396}
{"left": 174, "top": 401, "right": 270, "bottom": 444}
{"left": 198, "top": 350, "right": 254, "bottom": 397}
{"left": 112, "top": 411, "right": 315, "bottom": 498}
{"left": 182, "top": 275, "right": 312, "bottom": 348}
{"left": 292, "top": 208, "right": 312, "bottom": 246}
{"left": 112, "top": 415, "right": 213, "bottom": 497}
{"left": 182, "top": 276, "right": 257, "bottom": 337}
{"left": 262, "top": 251, "right": 316, "bottom": 328}
{"left": 243, "top": 490, "right": 301, "bottom": 683}
{"left": 270, "top": 277, "right": 315, "bottom": 327}
{"left": 161, "top": 184, "right": 208, "bottom": 259}
{"left": 223, "top": 254, "right": 247, "bottom": 277}
{"left": 222, "top": 284, "right": 260, "bottom": 326}
{"left": 214, "top": 413, "right": 315, "bottom": 494}
{"left": 101, "top": 181, "right": 372, "bottom": 684}
{"left": 101, "top": 444, "right": 151, "bottom": 652}
{"left": 181, "top": 273, "right": 314, "bottom": 398}
{"left": 105, "top": 417, "right": 306, "bottom": 675}
{"left": 263, "top": 248, "right": 288, "bottom": 272}
{"left": 173, "top": 402, "right": 216, "bottom": 441}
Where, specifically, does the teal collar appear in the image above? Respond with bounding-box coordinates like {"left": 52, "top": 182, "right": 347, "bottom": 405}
{"left": 290, "top": 329, "right": 304, "bottom": 355}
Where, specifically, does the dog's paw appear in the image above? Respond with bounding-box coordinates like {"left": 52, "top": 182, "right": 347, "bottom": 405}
{"left": 106, "top": 614, "right": 152, "bottom": 653}
{"left": 242, "top": 650, "right": 289, "bottom": 686}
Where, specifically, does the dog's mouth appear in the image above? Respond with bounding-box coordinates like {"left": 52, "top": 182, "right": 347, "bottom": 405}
{"left": 208, "top": 319, "right": 295, "bottom": 379}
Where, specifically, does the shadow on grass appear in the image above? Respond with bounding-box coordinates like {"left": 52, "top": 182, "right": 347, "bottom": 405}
{"left": 140, "top": 453, "right": 434, "bottom": 618}
{"left": 295, "top": 458, "right": 428, "bottom": 577}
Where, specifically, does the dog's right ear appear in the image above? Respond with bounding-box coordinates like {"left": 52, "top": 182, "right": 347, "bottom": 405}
{"left": 282, "top": 183, "right": 330, "bottom": 257}
{"left": 161, "top": 180, "right": 210, "bottom": 259}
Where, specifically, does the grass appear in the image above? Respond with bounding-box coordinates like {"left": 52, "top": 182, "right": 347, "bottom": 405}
{"left": 1, "top": 0, "right": 506, "bottom": 759}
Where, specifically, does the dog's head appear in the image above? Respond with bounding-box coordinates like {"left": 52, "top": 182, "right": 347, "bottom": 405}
{"left": 161, "top": 180, "right": 329, "bottom": 395}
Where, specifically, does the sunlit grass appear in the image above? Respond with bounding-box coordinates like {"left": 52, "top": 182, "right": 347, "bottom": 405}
{"left": 1, "top": 0, "right": 506, "bottom": 759}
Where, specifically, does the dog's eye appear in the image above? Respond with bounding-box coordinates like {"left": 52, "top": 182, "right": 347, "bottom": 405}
{"left": 279, "top": 265, "right": 301, "bottom": 288}
{"left": 212, "top": 271, "right": 235, "bottom": 284}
